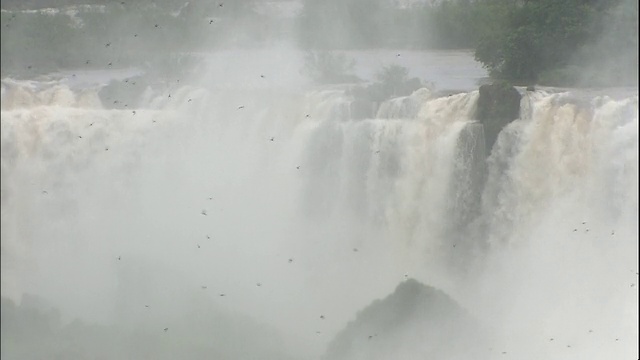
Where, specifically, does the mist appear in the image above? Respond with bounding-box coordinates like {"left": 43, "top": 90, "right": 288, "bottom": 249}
{"left": 1, "top": 1, "right": 638, "bottom": 360}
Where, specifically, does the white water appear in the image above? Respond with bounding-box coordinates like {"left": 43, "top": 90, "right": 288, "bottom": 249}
{"left": 1, "top": 59, "right": 638, "bottom": 359}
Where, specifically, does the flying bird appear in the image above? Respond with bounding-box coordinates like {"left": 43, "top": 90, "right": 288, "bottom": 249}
{"left": 256, "top": 283, "right": 262, "bottom": 287}
{"left": 219, "top": 293, "right": 226, "bottom": 297}
{"left": 201, "top": 210, "right": 207, "bottom": 216}
{"left": 197, "top": 244, "right": 201, "bottom": 249}
{"left": 209, "top": 20, "right": 214, "bottom": 24}
{"left": 238, "top": 105, "right": 245, "bottom": 109}
{"left": 201, "top": 286, "right": 207, "bottom": 289}
{"left": 144, "top": 305, "right": 150, "bottom": 308}
{"left": 320, "top": 315, "right": 325, "bottom": 319}
{"left": 42, "top": 190, "right": 48, "bottom": 195}
{"left": 288, "top": 258, "right": 293, "bottom": 263}
{"left": 164, "top": 328, "right": 168, "bottom": 332}
{"left": 269, "top": 137, "right": 274, "bottom": 141}
{"left": 117, "top": 256, "right": 121, "bottom": 260}
{"left": 296, "top": 166, "right": 300, "bottom": 169}
{"left": 105, "top": 42, "right": 111, "bottom": 47}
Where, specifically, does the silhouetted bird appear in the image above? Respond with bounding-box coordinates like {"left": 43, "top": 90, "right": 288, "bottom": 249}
{"left": 611, "top": 231, "right": 615, "bottom": 235}
{"left": 201, "top": 210, "right": 207, "bottom": 216}
{"left": 164, "top": 328, "right": 168, "bottom": 332}
{"left": 42, "top": 190, "right": 48, "bottom": 195}
{"left": 219, "top": 3, "right": 224, "bottom": 7}
{"left": 353, "top": 248, "right": 358, "bottom": 252}
{"left": 132, "top": 111, "right": 136, "bottom": 115}
{"left": 256, "top": 283, "right": 262, "bottom": 287}
{"left": 396, "top": 53, "right": 400, "bottom": 57}
{"left": 288, "top": 258, "right": 293, "bottom": 263}
{"left": 197, "top": 244, "right": 201, "bottom": 249}
{"left": 145, "top": 305, "right": 149, "bottom": 308}
{"left": 155, "top": 24, "right": 159, "bottom": 28}
{"left": 89, "top": 123, "right": 94, "bottom": 126}
{"left": 269, "top": 137, "right": 274, "bottom": 141}
{"left": 201, "top": 286, "right": 207, "bottom": 289}
{"left": 219, "top": 293, "right": 225, "bottom": 297}
{"left": 27, "top": 65, "right": 32, "bottom": 70}
{"left": 78, "top": 135, "right": 82, "bottom": 139}
{"left": 86, "top": 60, "right": 90, "bottom": 64}
{"left": 305, "top": 114, "right": 310, "bottom": 118}
{"left": 375, "top": 150, "right": 380, "bottom": 154}
{"left": 368, "top": 335, "right": 373, "bottom": 339}
{"left": 260, "top": 74, "right": 265, "bottom": 78}
{"left": 134, "top": 34, "right": 138, "bottom": 37}
{"left": 238, "top": 105, "right": 245, "bottom": 109}
{"left": 105, "top": 147, "right": 109, "bottom": 151}
{"left": 105, "top": 42, "right": 111, "bottom": 47}
{"left": 209, "top": 20, "right": 214, "bottom": 24}
{"left": 296, "top": 166, "right": 300, "bottom": 169}
{"left": 320, "top": 315, "right": 324, "bottom": 319}
{"left": 549, "top": 338, "right": 554, "bottom": 341}
{"left": 206, "top": 235, "right": 211, "bottom": 239}
{"left": 117, "top": 256, "right": 121, "bottom": 260}
{"left": 208, "top": 197, "right": 213, "bottom": 200}
{"left": 188, "top": 98, "right": 192, "bottom": 102}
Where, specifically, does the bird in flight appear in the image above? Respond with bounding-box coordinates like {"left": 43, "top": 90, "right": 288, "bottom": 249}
{"left": 288, "top": 258, "right": 293, "bottom": 263}
{"left": 164, "top": 328, "right": 168, "bottom": 332}
{"left": 296, "top": 166, "right": 300, "bottom": 170}
{"left": 270, "top": 137, "right": 274, "bottom": 141}
{"left": 238, "top": 105, "right": 245, "bottom": 109}
{"left": 201, "top": 210, "right": 207, "bottom": 216}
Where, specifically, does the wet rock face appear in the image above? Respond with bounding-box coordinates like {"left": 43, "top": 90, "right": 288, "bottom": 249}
{"left": 323, "top": 279, "right": 488, "bottom": 360}
{"left": 475, "top": 82, "right": 522, "bottom": 154}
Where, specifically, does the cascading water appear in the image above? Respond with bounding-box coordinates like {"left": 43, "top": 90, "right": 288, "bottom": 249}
{"left": 1, "top": 59, "right": 637, "bottom": 359}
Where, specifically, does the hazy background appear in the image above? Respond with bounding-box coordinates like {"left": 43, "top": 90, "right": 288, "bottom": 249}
{"left": 1, "top": 0, "right": 638, "bottom": 359}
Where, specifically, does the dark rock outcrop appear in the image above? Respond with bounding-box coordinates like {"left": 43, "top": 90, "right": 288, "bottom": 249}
{"left": 322, "top": 279, "right": 488, "bottom": 360}
{"left": 475, "top": 81, "right": 522, "bottom": 154}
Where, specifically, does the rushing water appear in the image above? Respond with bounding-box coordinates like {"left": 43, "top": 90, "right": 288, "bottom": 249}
{"left": 1, "top": 48, "right": 637, "bottom": 359}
